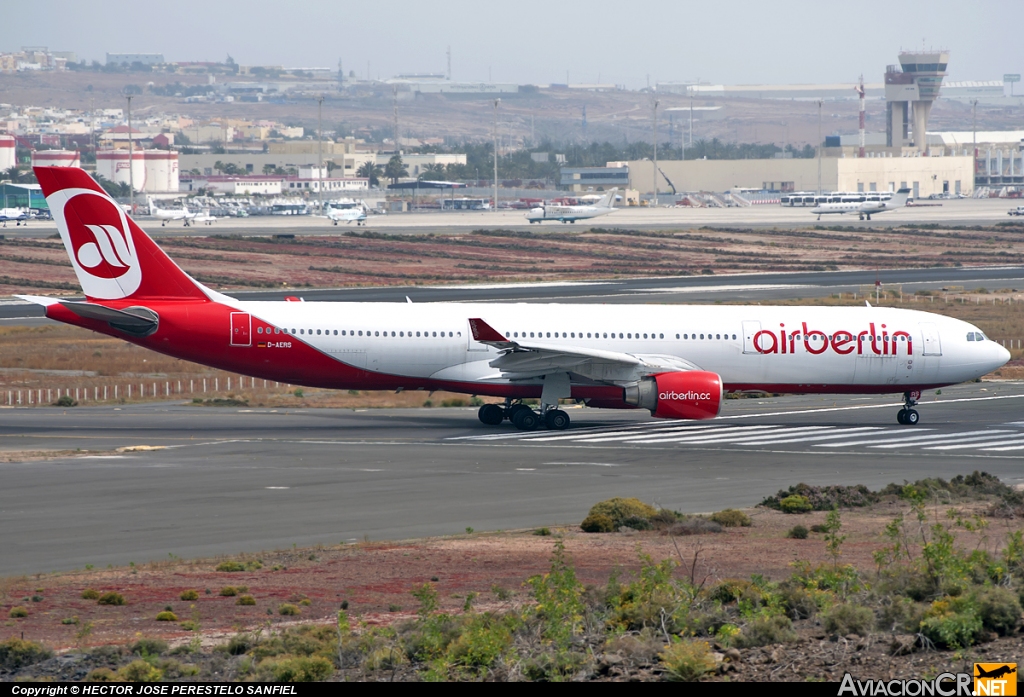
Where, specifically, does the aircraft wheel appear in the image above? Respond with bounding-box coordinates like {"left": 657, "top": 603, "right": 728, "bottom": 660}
{"left": 897, "top": 409, "right": 907, "bottom": 425}
{"left": 478, "top": 404, "right": 504, "bottom": 426}
{"left": 904, "top": 409, "right": 920, "bottom": 425}
{"left": 544, "top": 409, "right": 570, "bottom": 431}
{"left": 512, "top": 408, "right": 539, "bottom": 431}
{"left": 506, "top": 403, "right": 531, "bottom": 422}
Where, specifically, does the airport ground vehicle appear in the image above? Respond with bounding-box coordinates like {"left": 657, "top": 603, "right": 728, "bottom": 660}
{"left": 1009, "top": 206, "right": 1024, "bottom": 216}
{"left": 22, "top": 167, "right": 1010, "bottom": 431}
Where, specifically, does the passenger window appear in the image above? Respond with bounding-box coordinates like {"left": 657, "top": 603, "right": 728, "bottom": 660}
{"left": 530, "top": 332, "right": 534, "bottom": 338}
{"left": 546, "top": 332, "right": 550, "bottom": 338}
{"left": 299, "top": 329, "right": 304, "bottom": 335}
{"left": 716, "top": 334, "right": 720, "bottom": 340}
{"left": 675, "top": 334, "right": 680, "bottom": 339}
{"left": 375, "top": 331, "right": 379, "bottom": 337}
{"left": 433, "top": 332, "right": 437, "bottom": 337}
{"left": 358, "top": 330, "right": 363, "bottom": 336}
{"left": 391, "top": 331, "right": 396, "bottom": 337}
{"left": 732, "top": 334, "right": 736, "bottom": 340}
{"left": 618, "top": 333, "right": 623, "bottom": 339}
{"left": 317, "top": 329, "right": 321, "bottom": 335}
{"left": 416, "top": 331, "right": 421, "bottom": 337}
{"left": 334, "top": 330, "right": 338, "bottom": 335}
{"left": 700, "top": 334, "right": 704, "bottom": 339}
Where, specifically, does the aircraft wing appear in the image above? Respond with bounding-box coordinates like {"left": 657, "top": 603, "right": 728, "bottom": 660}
{"left": 468, "top": 317, "right": 700, "bottom": 381}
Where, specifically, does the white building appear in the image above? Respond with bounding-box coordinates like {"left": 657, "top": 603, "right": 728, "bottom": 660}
{"left": 96, "top": 150, "right": 179, "bottom": 193}
{"left": 31, "top": 150, "right": 81, "bottom": 168}
{"left": 0, "top": 135, "right": 15, "bottom": 171}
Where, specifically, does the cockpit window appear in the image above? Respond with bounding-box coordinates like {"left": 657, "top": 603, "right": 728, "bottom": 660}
{"left": 967, "top": 333, "right": 975, "bottom": 341}
{"left": 967, "top": 332, "right": 986, "bottom": 342}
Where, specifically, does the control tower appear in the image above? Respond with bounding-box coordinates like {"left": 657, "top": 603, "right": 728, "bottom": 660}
{"left": 885, "top": 50, "right": 949, "bottom": 152}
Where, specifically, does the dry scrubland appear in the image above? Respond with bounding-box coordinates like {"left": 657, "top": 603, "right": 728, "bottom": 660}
{"left": 2, "top": 475, "right": 1024, "bottom": 681}
{"left": 2, "top": 223, "right": 1024, "bottom": 295}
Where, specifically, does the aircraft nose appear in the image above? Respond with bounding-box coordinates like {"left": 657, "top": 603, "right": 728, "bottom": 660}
{"left": 996, "top": 342, "right": 1011, "bottom": 366}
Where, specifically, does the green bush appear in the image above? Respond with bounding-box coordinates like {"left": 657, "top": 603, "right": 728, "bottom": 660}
{"left": 918, "top": 598, "right": 983, "bottom": 649}
{"left": 226, "top": 634, "right": 251, "bottom": 655}
{"left": 155, "top": 611, "right": 178, "bottom": 622}
{"left": 877, "top": 597, "right": 927, "bottom": 633}
{"left": 736, "top": 615, "right": 798, "bottom": 648}
{"left": 219, "top": 586, "right": 237, "bottom": 597}
{"left": 118, "top": 659, "right": 163, "bottom": 682}
{"left": 132, "top": 638, "right": 169, "bottom": 656}
{"left": 533, "top": 527, "right": 551, "bottom": 536}
{"left": 279, "top": 603, "right": 300, "bottom": 616}
{"left": 0, "top": 638, "right": 54, "bottom": 670}
{"left": 822, "top": 603, "right": 874, "bottom": 637}
{"left": 580, "top": 513, "right": 615, "bottom": 533}
{"left": 9, "top": 606, "right": 28, "bottom": 618}
{"left": 619, "top": 515, "right": 653, "bottom": 531}
{"left": 180, "top": 589, "right": 199, "bottom": 601}
{"left": 85, "top": 667, "right": 117, "bottom": 682}
{"left": 975, "top": 586, "right": 1022, "bottom": 636}
{"left": 256, "top": 655, "right": 333, "bottom": 682}
{"left": 54, "top": 395, "right": 78, "bottom": 407}
{"left": 97, "top": 592, "right": 126, "bottom": 606}
{"left": 237, "top": 595, "right": 257, "bottom": 606}
{"left": 787, "top": 525, "right": 809, "bottom": 539}
{"left": 216, "top": 559, "right": 262, "bottom": 572}
{"left": 658, "top": 639, "right": 716, "bottom": 682}
{"left": 710, "top": 509, "right": 751, "bottom": 527}
{"left": 80, "top": 588, "right": 100, "bottom": 600}
{"left": 586, "top": 497, "right": 658, "bottom": 528}
{"left": 779, "top": 495, "right": 812, "bottom": 514}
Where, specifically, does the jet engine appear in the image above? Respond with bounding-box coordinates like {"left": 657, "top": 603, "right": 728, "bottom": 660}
{"left": 622, "top": 371, "right": 723, "bottom": 420}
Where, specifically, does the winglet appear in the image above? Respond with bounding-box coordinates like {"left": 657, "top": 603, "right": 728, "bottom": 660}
{"left": 469, "top": 318, "right": 507, "bottom": 343}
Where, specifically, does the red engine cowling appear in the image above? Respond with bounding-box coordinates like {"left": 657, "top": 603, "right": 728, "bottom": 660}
{"left": 622, "top": 371, "right": 723, "bottom": 420}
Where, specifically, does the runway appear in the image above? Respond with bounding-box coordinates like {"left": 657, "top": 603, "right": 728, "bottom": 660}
{"left": 2, "top": 197, "right": 1018, "bottom": 239}
{"left": 2, "top": 380, "right": 1022, "bottom": 575}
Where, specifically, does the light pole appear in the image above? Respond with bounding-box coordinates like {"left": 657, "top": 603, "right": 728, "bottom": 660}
{"left": 817, "top": 99, "right": 823, "bottom": 195}
{"left": 126, "top": 94, "right": 134, "bottom": 215}
{"left": 972, "top": 99, "right": 978, "bottom": 169}
{"left": 652, "top": 99, "right": 659, "bottom": 206}
{"left": 317, "top": 95, "right": 324, "bottom": 214}
{"left": 493, "top": 98, "right": 500, "bottom": 213}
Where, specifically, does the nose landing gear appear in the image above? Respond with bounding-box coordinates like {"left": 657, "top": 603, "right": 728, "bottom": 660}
{"left": 897, "top": 391, "right": 921, "bottom": 425}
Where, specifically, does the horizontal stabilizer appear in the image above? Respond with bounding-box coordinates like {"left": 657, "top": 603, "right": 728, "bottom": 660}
{"left": 60, "top": 301, "right": 159, "bottom": 337}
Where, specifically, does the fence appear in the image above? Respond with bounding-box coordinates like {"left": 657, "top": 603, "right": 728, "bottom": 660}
{"left": 5, "top": 376, "right": 295, "bottom": 407}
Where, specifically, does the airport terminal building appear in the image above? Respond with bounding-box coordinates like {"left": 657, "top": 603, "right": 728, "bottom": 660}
{"left": 626, "top": 156, "right": 974, "bottom": 199}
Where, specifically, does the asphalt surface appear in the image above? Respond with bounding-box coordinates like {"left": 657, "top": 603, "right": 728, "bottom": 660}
{"left": 2, "top": 380, "right": 1023, "bottom": 575}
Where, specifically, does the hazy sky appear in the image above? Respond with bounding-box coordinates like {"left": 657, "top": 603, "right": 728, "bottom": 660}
{"left": 9, "top": 0, "right": 1022, "bottom": 88}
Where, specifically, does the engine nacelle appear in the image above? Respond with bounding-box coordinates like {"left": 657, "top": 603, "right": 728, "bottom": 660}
{"left": 622, "top": 371, "right": 723, "bottom": 420}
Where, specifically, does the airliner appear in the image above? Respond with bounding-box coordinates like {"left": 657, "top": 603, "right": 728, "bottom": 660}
{"left": 147, "top": 196, "right": 196, "bottom": 226}
{"left": 0, "top": 207, "right": 28, "bottom": 226}
{"left": 526, "top": 189, "right": 619, "bottom": 224}
{"left": 812, "top": 188, "right": 910, "bottom": 221}
{"left": 22, "top": 167, "right": 1009, "bottom": 431}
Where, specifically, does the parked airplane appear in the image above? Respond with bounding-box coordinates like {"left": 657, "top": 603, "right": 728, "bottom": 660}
{"left": 22, "top": 167, "right": 1010, "bottom": 432}
{"left": 812, "top": 188, "right": 910, "bottom": 221}
{"left": 325, "top": 204, "right": 367, "bottom": 226}
{"left": 0, "top": 207, "right": 28, "bottom": 226}
{"left": 148, "top": 196, "right": 196, "bottom": 226}
{"left": 192, "top": 209, "right": 217, "bottom": 226}
{"left": 526, "top": 189, "right": 619, "bottom": 224}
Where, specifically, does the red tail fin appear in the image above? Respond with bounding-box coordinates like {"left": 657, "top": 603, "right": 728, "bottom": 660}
{"left": 34, "top": 166, "right": 208, "bottom": 301}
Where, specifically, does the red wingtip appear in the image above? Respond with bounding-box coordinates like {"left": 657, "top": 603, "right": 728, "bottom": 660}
{"left": 468, "top": 318, "right": 507, "bottom": 343}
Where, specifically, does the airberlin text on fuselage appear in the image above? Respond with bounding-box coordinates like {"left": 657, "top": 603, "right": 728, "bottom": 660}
{"left": 753, "top": 322, "right": 912, "bottom": 356}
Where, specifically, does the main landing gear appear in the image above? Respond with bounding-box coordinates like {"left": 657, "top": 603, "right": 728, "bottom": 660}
{"left": 897, "top": 391, "right": 921, "bottom": 426}
{"left": 477, "top": 399, "right": 571, "bottom": 431}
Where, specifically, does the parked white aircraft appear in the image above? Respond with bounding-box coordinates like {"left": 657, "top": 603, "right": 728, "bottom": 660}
{"left": 192, "top": 209, "right": 217, "bottom": 226}
{"left": 23, "top": 166, "right": 1012, "bottom": 433}
{"left": 0, "top": 207, "right": 28, "bottom": 226}
{"left": 148, "top": 197, "right": 196, "bottom": 226}
{"left": 812, "top": 188, "right": 910, "bottom": 221}
{"left": 526, "top": 189, "right": 619, "bottom": 224}
{"left": 325, "top": 204, "right": 367, "bottom": 226}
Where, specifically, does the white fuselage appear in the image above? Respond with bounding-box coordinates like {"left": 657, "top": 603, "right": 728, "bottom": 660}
{"left": 230, "top": 301, "right": 1007, "bottom": 394}
{"left": 526, "top": 204, "right": 615, "bottom": 223}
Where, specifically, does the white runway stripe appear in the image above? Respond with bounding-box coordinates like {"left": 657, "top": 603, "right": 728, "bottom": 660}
{"left": 732, "top": 427, "right": 884, "bottom": 446}
{"left": 529, "top": 424, "right": 724, "bottom": 443}
{"left": 625, "top": 425, "right": 804, "bottom": 444}
{"left": 868, "top": 431, "right": 1014, "bottom": 449}
{"left": 814, "top": 429, "right": 976, "bottom": 448}
{"left": 982, "top": 441, "right": 1024, "bottom": 452}
{"left": 926, "top": 437, "right": 1024, "bottom": 451}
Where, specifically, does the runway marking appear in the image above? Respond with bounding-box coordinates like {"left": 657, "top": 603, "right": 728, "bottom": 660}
{"left": 625, "top": 425, "right": 802, "bottom": 445}
{"left": 264, "top": 486, "right": 290, "bottom": 489}
{"left": 541, "top": 461, "right": 620, "bottom": 467}
{"left": 927, "top": 438, "right": 1024, "bottom": 451}
{"left": 728, "top": 427, "right": 883, "bottom": 445}
{"left": 867, "top": 431, "right": 1014, "bottom": 449}
{"left": 982, "top": 442, "right": 1024, "bottom": 452}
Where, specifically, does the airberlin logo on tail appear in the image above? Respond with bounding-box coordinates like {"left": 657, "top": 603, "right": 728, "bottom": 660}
{"left": 51, "top": 188, "right": 141, "bottom": 299}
